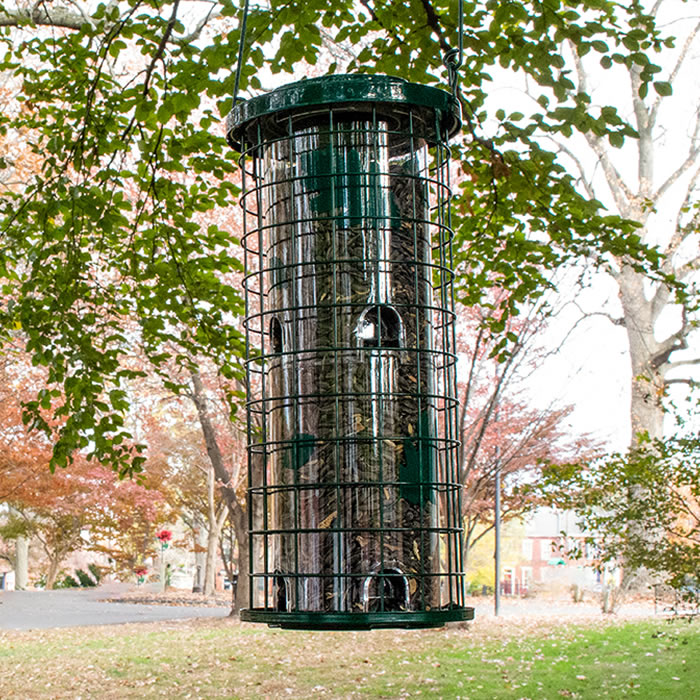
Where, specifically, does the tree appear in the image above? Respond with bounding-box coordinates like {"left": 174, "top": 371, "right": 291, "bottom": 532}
{"left": 149, "top": 409, "right": 231, "bottom": 596}
{"left": 137, "top": 360, "right": 247, "bottom": 606}
{"left": 0, "top": 356, "right": 78, "bottom": 588}
{"left": 456, "top": 301, "right": 599, "bottom": 558}
{"left": 1, "top": 447, "right": 172, "bottom": 587}
{"left": 0, "top": 0, "right": 673, "bottom": 476}
{"left": 0, "top": 0, "right": 247, "bottom": 473}
{"left": 81, "top": 461, "right": 174, "bottom": 580}
{"left": 187, "top": 370, "right": 248, "bottom": 611}
{"left": 0, "top": 354, "right": 172, "bottom": 585}
{"left": 538, "top": 426, "right": 700, "bottom": 606}
{"left": 538, "top": 0, "right": 700, "bottom": 446}
{"left": 514, "top": 1, "right": 700, "bottom": 599}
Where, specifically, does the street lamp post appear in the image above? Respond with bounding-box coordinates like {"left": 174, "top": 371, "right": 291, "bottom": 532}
{"left": 494, "top": 446, "right": 501, "bottom": 617}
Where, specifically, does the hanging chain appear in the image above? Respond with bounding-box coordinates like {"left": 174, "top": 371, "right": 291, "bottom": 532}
{"left": 444, "top": 0, "right": 464, "bottom": 101}
{"left": 232, "top": 0, "right": 250, "bottom": 106}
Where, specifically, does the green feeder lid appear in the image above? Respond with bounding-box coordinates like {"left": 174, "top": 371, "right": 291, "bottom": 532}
{"left": 227, "top": 73, "right": 462, "bottom": 151}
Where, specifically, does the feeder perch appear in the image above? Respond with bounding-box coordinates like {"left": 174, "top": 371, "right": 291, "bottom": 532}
{"left": 228, "top": 74, "right": 474, "bottom": 629}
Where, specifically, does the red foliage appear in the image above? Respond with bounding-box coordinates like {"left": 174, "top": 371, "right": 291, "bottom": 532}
{"left": 0, "top": 351, "right": 173, "bottom": 583}
{"left": 455, "top": 301, "right": 599, "bottom": 552}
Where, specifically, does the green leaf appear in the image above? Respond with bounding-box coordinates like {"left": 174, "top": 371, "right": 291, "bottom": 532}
{"left": 653, "top": 81, "right": 673, "bottom": 97}
{"left": 608, "top": 132, "right": 624, "bottom": 148}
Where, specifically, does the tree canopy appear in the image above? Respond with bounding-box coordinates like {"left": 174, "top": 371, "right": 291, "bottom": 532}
{"left": 0, "top": 0, "right": 686, "bottom": 471}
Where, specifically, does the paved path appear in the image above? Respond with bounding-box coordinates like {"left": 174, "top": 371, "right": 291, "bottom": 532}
{"left": 0, "top": 583, "right": 229, "bottom": 631}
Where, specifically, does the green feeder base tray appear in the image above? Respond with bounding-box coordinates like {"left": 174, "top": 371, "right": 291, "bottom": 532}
{"left": 240, "top": 607, "right": 475, "bottom": 630}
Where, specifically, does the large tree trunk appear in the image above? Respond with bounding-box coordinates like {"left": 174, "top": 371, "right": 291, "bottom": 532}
{"left": 14, "top": 535, "right": 28, "bottom": 590}
{"left": 618, "top": 266, "right": 666, "bottom": 445}
{"left": 190, "top": 371, "right": 248, "bottom": 614}
{"left": 229, "top": 502, "right": 249, "bottom": 614}
{"left": 203, "top": 498, "right": 227, "bottom": 597}
{"left": 617, "top": 264, "right": 670, "bottom": 592}
{"left": 45, "top": 556, "right": 62, "bottom": 590}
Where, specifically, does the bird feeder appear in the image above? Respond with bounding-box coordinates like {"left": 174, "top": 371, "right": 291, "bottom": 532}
{"left": 227, "top": 74, "right": 473, "bottom": 629}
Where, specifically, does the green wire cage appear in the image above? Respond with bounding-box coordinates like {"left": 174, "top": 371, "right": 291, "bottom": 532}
{"left": 227, "top": 74, "right": 473, "bottom": 629}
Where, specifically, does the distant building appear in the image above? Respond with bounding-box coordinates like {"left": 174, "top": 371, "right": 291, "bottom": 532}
{"left": 501, "top": 507, "right": 612, "bottom": 596}
{"left": 464, "top": 507, "right": 621, "bottom": 598}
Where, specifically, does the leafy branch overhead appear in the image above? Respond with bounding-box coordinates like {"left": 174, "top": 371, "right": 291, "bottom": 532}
{"left": 0, "top": 0, "right": 690, "bottom": 471}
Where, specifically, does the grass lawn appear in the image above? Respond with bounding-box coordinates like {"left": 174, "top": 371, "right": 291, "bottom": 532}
{"left": 0, "top": 614, "right": 697, "bottom": 698}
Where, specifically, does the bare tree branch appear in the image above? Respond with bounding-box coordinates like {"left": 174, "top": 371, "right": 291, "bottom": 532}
{"left": 141, "top": 0, "right": 181, "bottom": 97}
{"left": 629, "top": 65, "right": 654, "bottom": 199}
{"left": 549, "top": 303, "right": 625, "bottom": 356}
{"left": 649, "top": 175, "right": 700, "bottom": 321}
{"left": 570, "top": 45, "right": 636, "bottom": 211}
{"left": 0, "top": 0, "right": 222, "bottom": 47}
{"left": 546, "top": 137, "right": 598, "bottom": 200}
{"left": 177, "top": 3, "right": 221, "bottom": 45}
{"left": 457, "top": 324, "right": 485, "bottom": 467}
{"left": 650, "top": 20, "right": 700, "bottom": 130}
{"left": 0, "top": 4, "right": 88, "bottom": 29}
{"left": 652, "top": 310, "right": 693, "bottom": 371}
{"left": 418, "top": 0, "right": 451, "bottom": 55}
{"left": 675, "top": 254, "right": 700, "bottom": 280}
{"left": 665, "top": 377, "right": 698, "bottom": 387}
{"left": 587, "top": 133, "right": 637, "bottom": 213}
{"left": 649, "top": 0, "right": 665, "bottom": 17}
{"left": 665, "top": 357, "right": 700, "bottom": 372}
{"left": 65, "top": 0, "right": 96, "bottom": 29}
{"left": 658, "top": 165, "right": 700, "bottom": 279}
{"left": 653, "top": 117, "right": 700, "bottom": 203}
{"left": 460, "top": 336, "right": 527, "bottom": 484}
{"left": 359, "top": 0, "right": 407, "bottom": 50}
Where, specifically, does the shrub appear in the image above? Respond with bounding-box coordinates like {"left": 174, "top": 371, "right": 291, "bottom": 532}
{"left": 75, "top": 568, "right": 97, "bottom": 587}
{"left": 87, "top": 563, "right": 102, "bottom": 583}
{"left": 55, "top": 574, "right": 80, "bottom": 588}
